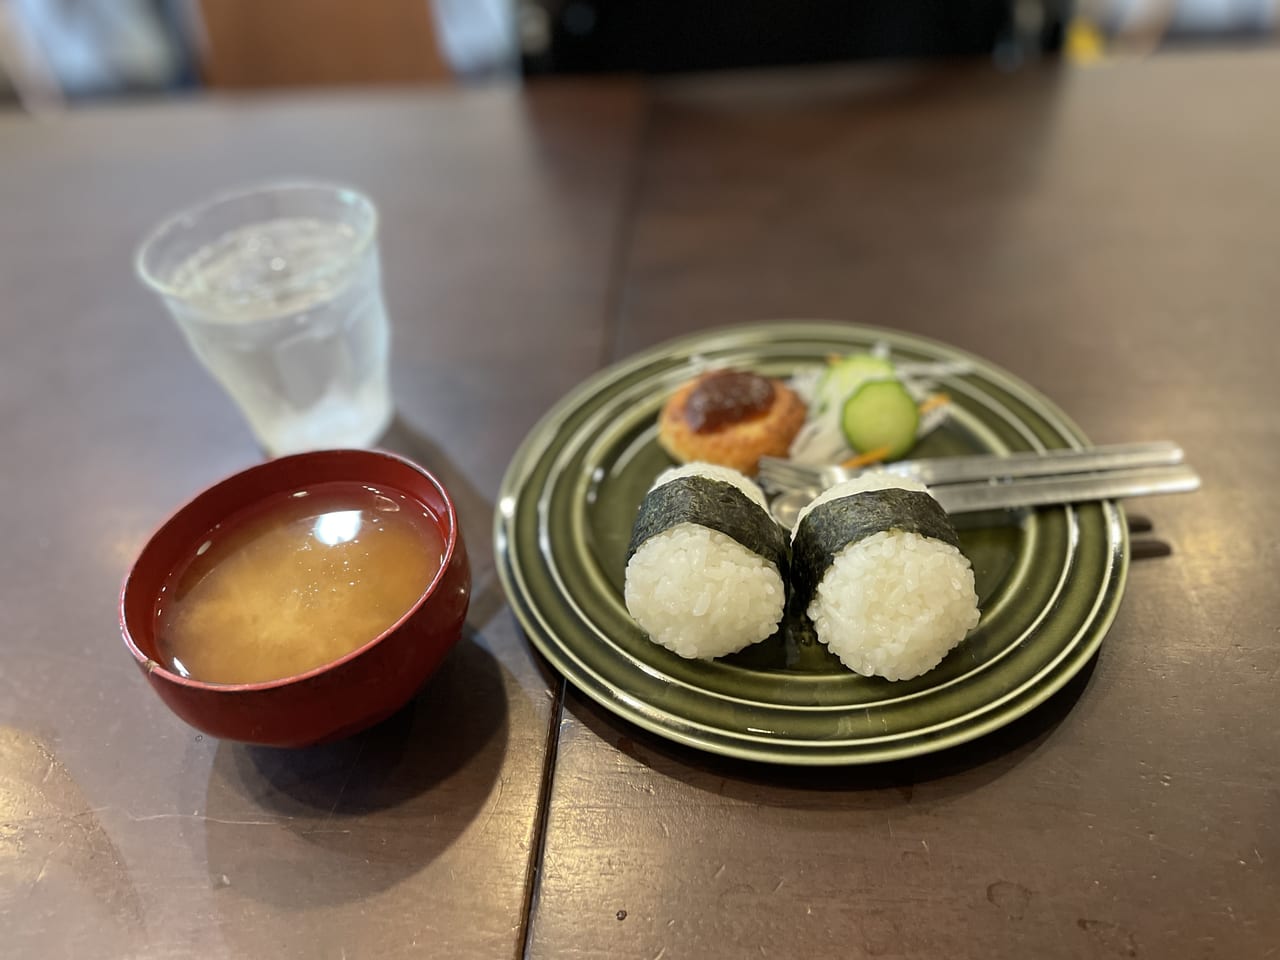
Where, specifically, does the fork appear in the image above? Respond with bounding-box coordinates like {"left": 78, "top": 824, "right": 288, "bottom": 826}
{"left": 767, "top": 463, "right": 1202, "bottom": 530}
{"left": 756, "top": 441, "right": 1187, "bottom": 495}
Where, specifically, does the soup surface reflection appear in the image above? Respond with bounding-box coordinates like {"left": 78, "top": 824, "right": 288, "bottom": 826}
{"left": 156, "top": 482, "right": 445, "bottom": 684}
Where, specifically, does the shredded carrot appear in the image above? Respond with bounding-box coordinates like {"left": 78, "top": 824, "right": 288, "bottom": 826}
{"left": 918, "top": 392, "right": 950, "bottom": 415}
{"left": 840, "top": 446, "right": 891, "bottom": 469}
{"left": 825, "top": 353, "right": 843, "bottom": 365}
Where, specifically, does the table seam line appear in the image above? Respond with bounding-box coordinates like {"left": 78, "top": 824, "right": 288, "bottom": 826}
{"left": 517, "top": 676, "right": 566, "bottom": 960}
{"left": 600, "top": 88, "right": 654, "bottom": 366}
{"left": 519, "top": 83, "right": 652, "bottom": 960}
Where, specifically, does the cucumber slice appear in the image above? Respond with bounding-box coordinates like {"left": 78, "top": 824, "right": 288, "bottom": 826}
{"left": 816, "top": 354, "right": 895, "bottom": 413}
{"left": 840, "top": 379, "right": 919, "bottom": 460}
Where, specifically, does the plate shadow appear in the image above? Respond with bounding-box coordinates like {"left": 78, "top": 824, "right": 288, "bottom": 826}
{"left": 564, "top": 653, "right": 1098, "bottom": 808}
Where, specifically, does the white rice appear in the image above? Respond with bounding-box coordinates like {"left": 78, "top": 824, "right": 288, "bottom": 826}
{"left": 625, "top": 462, "right": 785, "bottom": 659}
{"left": 798, "top": 473, "right": 980, "bottom": 681}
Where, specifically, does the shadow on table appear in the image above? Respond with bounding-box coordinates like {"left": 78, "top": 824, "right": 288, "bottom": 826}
{"left": 198, "top": 630, "right": 509, "bottom": 908}
{"left": 567, "top": 654, "right": 1098, "bottom": 806}
{"left": 378, "top": 412, "right": 507, "bottom": 628}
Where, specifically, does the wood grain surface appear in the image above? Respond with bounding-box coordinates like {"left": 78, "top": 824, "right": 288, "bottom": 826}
{"left": 0, "top": 81, "right": 643, "bottom": 959}
{"left": 527, "top": 55, "right": 1280, "bottom": 960}
{"left": 2, "top": 51, "right": 1278, "bottom": 960}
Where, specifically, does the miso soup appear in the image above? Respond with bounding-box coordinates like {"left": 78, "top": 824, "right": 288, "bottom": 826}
{"left": 156, "top": 482, "right": 446, "bottom": 684}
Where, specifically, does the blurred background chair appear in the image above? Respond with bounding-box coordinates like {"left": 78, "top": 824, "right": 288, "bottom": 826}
{"left": 0, "top": 0, "right": 1276, "bottom": 110}
{"left": 198, "top": 0, "right": 450, "bottom": 88}
{"left": 0, "top": 0, "right": 461, "bottom": 109}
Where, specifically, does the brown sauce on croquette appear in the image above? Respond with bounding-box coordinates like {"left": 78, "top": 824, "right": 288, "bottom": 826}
{"left": 683, "top": 371, "right": 775, "bottom": 433}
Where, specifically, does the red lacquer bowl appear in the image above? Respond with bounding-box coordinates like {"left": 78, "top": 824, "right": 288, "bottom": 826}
{"left": 120, "top": 449, "right": 470, "bottom": 746}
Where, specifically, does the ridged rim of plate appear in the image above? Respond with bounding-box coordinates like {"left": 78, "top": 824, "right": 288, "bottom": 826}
{"left": 495, "top": 322, "right": 1128, "bottom": 765}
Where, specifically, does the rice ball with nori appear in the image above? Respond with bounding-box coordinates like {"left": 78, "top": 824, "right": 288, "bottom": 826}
{"left": 624, "top": 463, "right": 788, "bottom": 659}
{"left": 791, "top": 474, "right": 980, "bottom": 681}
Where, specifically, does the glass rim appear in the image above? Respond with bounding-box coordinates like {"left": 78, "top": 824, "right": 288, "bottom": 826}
{"left": 134, "top": 179, "right": 379, "bottom": 303}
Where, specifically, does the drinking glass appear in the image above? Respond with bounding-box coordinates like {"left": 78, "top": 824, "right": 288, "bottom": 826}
{"left": 136, "top": 182, "right": 393, "bottom": 456}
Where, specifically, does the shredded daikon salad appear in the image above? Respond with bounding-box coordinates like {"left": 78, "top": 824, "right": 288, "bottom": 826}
{"left": 787, "top": 344, "right": 973, "bottom": 465}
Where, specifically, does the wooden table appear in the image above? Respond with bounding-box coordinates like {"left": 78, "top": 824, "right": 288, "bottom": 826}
{"left": 2, "top": 53, "right": 1276, "bottom": 959}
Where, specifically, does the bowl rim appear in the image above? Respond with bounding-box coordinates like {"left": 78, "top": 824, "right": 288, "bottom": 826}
{"left": 119, "top": 448, "right": 461, "bottom": 693}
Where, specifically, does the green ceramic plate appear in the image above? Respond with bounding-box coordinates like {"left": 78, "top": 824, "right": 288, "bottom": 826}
{"left": 495, "top": 323, "right": 1128, "bottom": 765}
